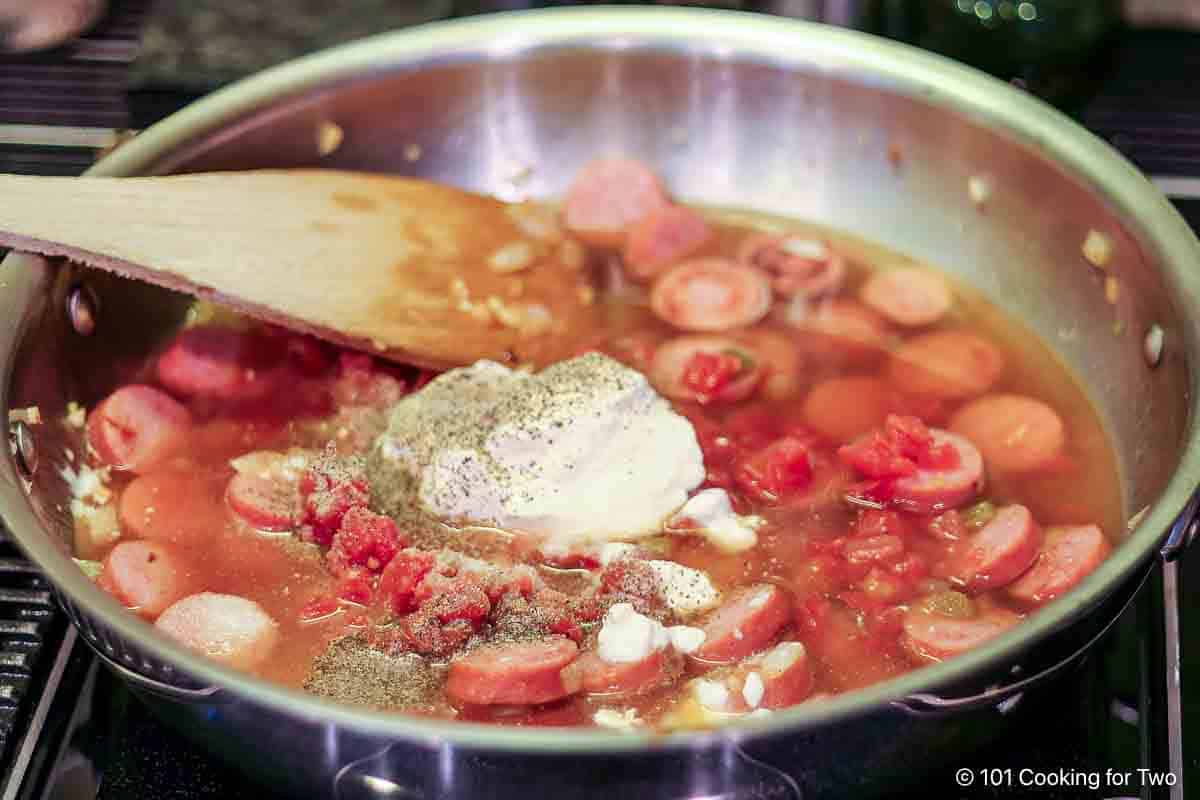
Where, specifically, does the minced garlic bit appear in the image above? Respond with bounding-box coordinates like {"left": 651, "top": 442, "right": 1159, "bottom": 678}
{"left": 1104, "top": 275, "right": 1120, "bottom": 305}
{"left": 488, "top": 241, "right": 537, "bottom": 274}
{"left": 967, "top": 175, "right": 992, "bottom": 207}
{"left": 64, "top": 401, "right": 86, "bottom": 430}
{"left": 449, "top": 278, "right": 469, "bottom": 302}
{"left": 316, "top": 120, "right": 343, "bottom": 157}
{"left": 559, "top": 239, "right": 586, "bottom": 271}
{"left": 506, "top": 202, "right": 562, "bottom": 242}
{"left": 577, "top": 285, "right": 596, "bottom": 306}
{"left": 403, "top": 143, "right": 422, "bottom": 162}
{"left": 486, "top": 296, "right": 525, "bottom": 329}
{"left": 519, "top": 304, "right": 553, "bottom": 337}
{"left": 1082, "top": 229, "right": 1113, "bottom": 268}
{"left": 459, "top": 301, "right": 494, "bottom": 326}
{"left": 8, "top": 406, "right": 41, "bottom": 425}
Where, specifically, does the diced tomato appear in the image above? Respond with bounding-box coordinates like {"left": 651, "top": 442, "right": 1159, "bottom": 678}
{"left": 327, "top": 507, "right": 405, "bottom": 575}
{"left": 855, "top": 509, "right": 914, "bottom": 540}
{"left": 336, "top": 575, "right": 374, "bottom": 606}
{"left": 298, "top": 458, "right": 371, "bottom": 548}
{"left": 682, "top": 350, "right": 746, "bottom": 398}
{"left": 299, "top": 596, "right": 341, "bottom": 623}
{"left": 842, "top": 534, "right": 905, "bottom": 566}
{"left": 378, "top": 549, "right": 437, "bottom": 615}
{"left": 736, "top": 436, "right": 814, "bottom": 503}
{"left": 421, "top": 579, "right": 492, "bottom": 625}
{"left": 838, "top": 415, "right": 957, "bottom": 480}
{"left": 926, "top": 510, "right": 967, "bottom": 541}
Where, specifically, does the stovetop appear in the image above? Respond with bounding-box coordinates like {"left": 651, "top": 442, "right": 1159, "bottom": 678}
{"left": 0, "top": 3, "right": 1198, "bottom": 799}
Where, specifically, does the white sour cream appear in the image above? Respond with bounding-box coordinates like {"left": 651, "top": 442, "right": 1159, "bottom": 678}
{"left": 372, "top": 353, "right": 705, "bottom": 544}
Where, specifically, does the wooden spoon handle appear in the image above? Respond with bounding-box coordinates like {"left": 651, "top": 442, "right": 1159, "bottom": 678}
{"left": 0, "top": 169, "right": 597, "bottom": 369}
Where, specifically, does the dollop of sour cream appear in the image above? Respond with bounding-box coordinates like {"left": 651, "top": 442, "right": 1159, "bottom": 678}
{"left": 371, "top": 353, "right": 705, "bottom": 544}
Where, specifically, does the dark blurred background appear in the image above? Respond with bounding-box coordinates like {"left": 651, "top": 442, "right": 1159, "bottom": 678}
{"left": 1, "top": 0, "right": 1198, "bottom": 178}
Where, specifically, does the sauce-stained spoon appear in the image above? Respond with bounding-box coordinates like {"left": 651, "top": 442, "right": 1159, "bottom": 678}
{"left": 0, "top": 169, "right": 598, "bottom": 369}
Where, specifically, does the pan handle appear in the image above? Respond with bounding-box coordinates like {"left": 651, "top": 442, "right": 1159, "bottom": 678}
{"left": 1159, "top": 490, "right": 1200, "bottom": 562}
{"left": 892, "top": 559, "right": 1151, "bottom": 717}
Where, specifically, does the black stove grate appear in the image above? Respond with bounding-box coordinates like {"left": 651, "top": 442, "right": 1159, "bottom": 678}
{"left": 0, "top": 529, "right": 68, "bottom": 790}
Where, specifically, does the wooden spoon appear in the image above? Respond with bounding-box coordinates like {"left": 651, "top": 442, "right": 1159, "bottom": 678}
{"left": 0, "top": 169, "right": 599, "bottom": 370}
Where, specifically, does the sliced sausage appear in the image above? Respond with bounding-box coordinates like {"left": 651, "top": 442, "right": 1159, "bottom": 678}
{"left": 650, "top": 258, "right": 773, "bottom": 332}
{"left": 1008, "top": 524, "right": 1111, "bottom": 606}
{"left": 949, "top": 394, "right": 1066, "bottom": 474}
{"left": 901, "top": 607, "right": 1020, "bottom": 663}
{"left": 154, "top": 593, "right": 279, "bottom": 670}
{"left": 754, "top": 640, "right": 815, "bottom": 709}
{"left": 890, "top": 430, "right": 984, "bottom": 514}
{"left": 859, "top": 268, "right": 953, "bottom": 327}
{"left": 624, "top": 205, "right": 712, "bottom": 280}
{"left": 791, "top": 299, "right": 890, "bottom": 361}
{"left": 693, "top": 584, "right": 791, "bottom": 664}
{"left": 888, "top": 330, "right": 1004, "bottom": 399}
{"left": 157, "top": 326, "right": 278, "bottom": 401}
{"left": 563, "top": 158, "right": 670, "bottom": 246}
{"left": 87, "top": 385, "right": 192, "bottom": 473}
{"left": 119, "top": 471, "right": 223, "bottom": 545}
{"left": 226, "top": 472, "right": 299, "bottom": 532}
{"left": 952, "top": 504, "right": 1043, "bottom": 591}
{"left": 100, "top": 541, "right": 195, "bottom": 620}
{"left": 803, "top": 376, "right": 890, "bottom": 443}
{"left": 739, "top": 328, "right": 802, "bottom": 400}
{"left": 445, "top": 637, "right": 581, "bottom": 706}
{"left": 737, "top": 234, "right": 846, "bottom": 298}
{"left": 650, "top": 335, "right": 763, "bottom": 404}
{"left": 577, "top": 648, "right": 672, "bottom": 697}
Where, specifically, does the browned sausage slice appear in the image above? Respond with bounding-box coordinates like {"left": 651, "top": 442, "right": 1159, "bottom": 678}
{"left": 952, "top": 504, "right": 1042, "bottom": 591}
{"left": 860, "top": 268, "right": 953, "bottom": 327}
{"left": 226, "top": 472, "right": 299, "bottom": 532}
{"left": 736, "top": 234, "right": 847, "bottom": 298}
{"left": 901, "top": 607, "right": 1020, "bottom": 663}
{"left": 577, "top": 648, "right": 673, "bottom": 697}
{"left": 155, "top": 593, "right": 280, "bottom": 669}
{"left": 650, "top": 258, "right": 773, "bottom": 332}
{"left": 446, "top": 638, "right": 581, "bottom": 706}
{"left": 888, "top": 330, "right": 1004, "bottom": 399}
{"left": 753, "top": 641, "right": 815, "bottom": 709}
{"left": 624, "top": 205, "right": 712, "bottom": 280}
{"left": 1007, "top": 524, "right": 1111, "bottom": 606}
{"left": 88, "top": 385, "right": 192, "bottom": 473}
{"left": 890, "top": 430, "right": 984, "bottom": 513}
{"left": 563, "top": 158, "right": 670, "bottom": 246}
{"left": 100, "top": 540, "right": 195, "bottom": 620}
{"left": 693, "top": 584, "right": 791, "bottom": 664}
{"left": 803, "top": 376, "right": 890, "bottom": 444}
{"left": 949, "top": 394, "right": 1066, "bottom": 474}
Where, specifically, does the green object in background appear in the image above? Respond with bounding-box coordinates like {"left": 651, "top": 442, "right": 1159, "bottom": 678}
{"left": 861, "top": 0, "right": 1124, "bottom": 108}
